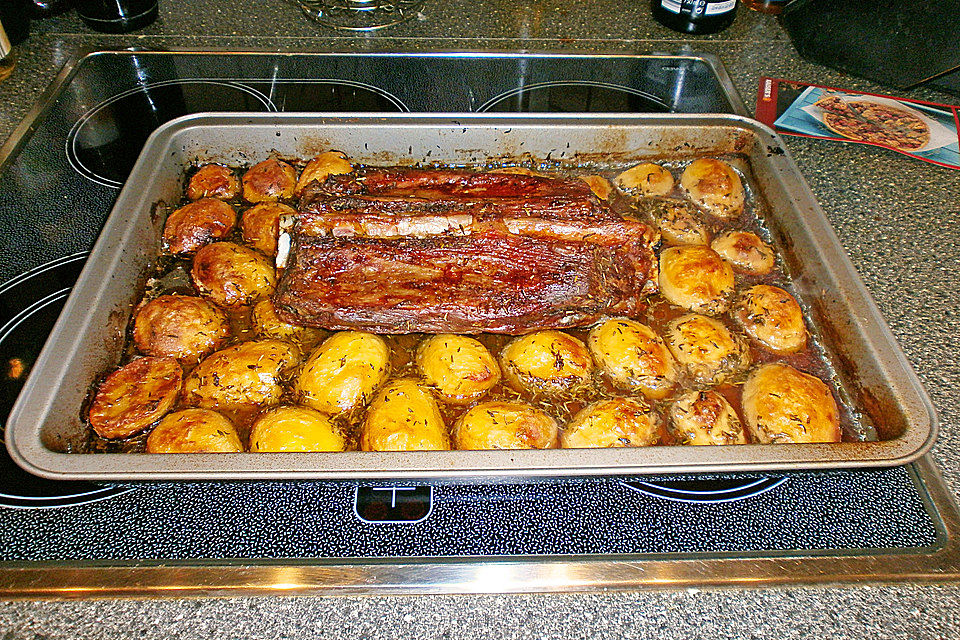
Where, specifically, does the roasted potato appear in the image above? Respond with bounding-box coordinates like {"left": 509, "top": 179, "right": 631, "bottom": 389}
{"left": 251, "top": 298, "right": 324, "bottom": 348}
{"left": 242, "top": 158, "right": 297, "bottom": 203}
{"left": 186, "top": 164, "right": 240, "bottom": 201}
{"left": 666, "top": 313, "right": 750, "bottom": 387}
{"left": 710, "top": 230, "right": 775, "bottom": 275}
{"left": 88, "top": 356, "right": 182, "bottom": 440}
{"left": 579, "top": 174, "right": 613, "bottom": 200}
{"left": 146, "top": 408, "right": 244, "bottom": 453}
{"left": 181, "top": 339, "right": 301, "bottom": 411}
{"left": 561, "top": 397, "right": 659, "bottom": 449}
{"left": 659, "top": 245, "right": 735, "bottom": 315}
{"left": 500, "top": 330, "right": 593, "bottom": 395}
{"left": 416, "top": 334, "right": 500, "bottom": 403}
{"left": 133, "top": 294, "right": 230, "bottom": 365}
{"left": 587, "top": 318, "right": 677, "bottom": 399}
{"left": 668, "top": 390, "right": 747, "bottom": 446}
{"left": 249, "top": 405, "right": 346, "bottom": 453}
{"left": 637, "top": 197, "right": 710, "bottom": 246}
{"left": 732, "top": 284, "right": 807, "bottom": 354}
{"left": 191, "top": 241, "right": 276, "bottom": 308}
{"left": 742, "top": 363, "right": 841, "bottom": 443}
{"left": 680, "top": 158, "right": 745, "bottom": 218}
{"left": 163, "top": 198, "right": 236, "bottom": 255}
{"left": 453, "top": 401, "right": 559, "bottom": 450}
{"left": 360, "top": 379, "right": 450, "bottom": 452}
{"left": 615, "top": 162, "right": 674, "bottom": 196}
{"left": 240, "top": 202, "right": 295, "bottom": 256}
{"left": 296, "top": 331, "right": 391, "bottom": 415}
{"left": 294, "top": 151, "right": 353, "bottom": 197}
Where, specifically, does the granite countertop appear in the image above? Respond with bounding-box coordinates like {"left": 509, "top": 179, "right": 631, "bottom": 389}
{"left": 3, "top": 1, "right": 960, "bottom": 638}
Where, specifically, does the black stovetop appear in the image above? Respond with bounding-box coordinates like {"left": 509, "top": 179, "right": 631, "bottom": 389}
{"left": 0, "top": 51, "right": 942, "bottom": 562}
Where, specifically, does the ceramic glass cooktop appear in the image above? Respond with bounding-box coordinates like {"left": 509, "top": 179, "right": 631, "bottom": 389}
{"left": 0, "top": 52, "right": 944, "bottom": 574}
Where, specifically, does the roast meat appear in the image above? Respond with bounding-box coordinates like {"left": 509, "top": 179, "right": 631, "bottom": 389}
{"left": 274, "top": 167, "right": 659, "bottom": 334}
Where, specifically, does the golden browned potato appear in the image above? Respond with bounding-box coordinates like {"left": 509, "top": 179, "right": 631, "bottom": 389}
{"left": 240, "top": 202, "right": 295, "bottom": 256}
{"left": 251, "top": 298, "right": 323, "bottom": 347}
{"left": 666, "top": 313, "right": 750, "bottom": 387}
{"left": 88, "top": 356, "right": 182, "bottom": 440}
{"left": 669, "top": 390, "right": 747, "bottom": 446}
{"left": 680, "top": 158, "right": 745, "bottom": 218}
{"left": 587, "top": 318, "right": 677, "bottom": 399}
{"left": 360, "top": 379, "right": 450, "bottom": 452}
{"left": 296, "top": 331, "right": 391, "bottom": 415}
{"left": 579, "top": 174, "right": 613, "bottom": 200}
{"left": 249, "top": 405, "right": 346, "bottom": 453}
{"left": 294, "top": 151, "right": 353, "bottom": 197}
{"left": 500, "top": 330, "right": 593, "bottom": 396}
{"left": 163, "top": 198, "right": 236, "bottom": 255}
{"left": 186, "top": 164, "right": 240, "bottom": 201}
{"left": 742, "top": 363, "right": 841, "bottom": 443}
{"left": 242, "top": 158, "right": 297, "bottom": 203}
{"left": 416, "top": 334, "right": 500, "bottom": 404}
{"left": 133, "top": 295, "right": 230, "bottom": 365}
{"left": 561, "top": 398, "right": 659, "bottom": 449}
{"left": 181, "top": 339, "right": 301, "bottom": 411}
{"left": 659, "top": 245, "right": 735, "bottom": 314}
{"left": 453, "top": 401, "right": 559, "bottom": 450}
{"left": 710, "top": 230, "right": 776, "bottom": 275}
{"left": 146, "top": 408, "right": 244, "bottom": 453}
{"left": 191, "top": 241, "right": 276, "bottom": 308}
{"left": 637, "top": 197, "right": 710, "bottom": 246}
{"left": 733, "top": 284, "right": 807, "bottom": 354}
{"left": 615, "top": 162, "right": 674, "bottom": 196}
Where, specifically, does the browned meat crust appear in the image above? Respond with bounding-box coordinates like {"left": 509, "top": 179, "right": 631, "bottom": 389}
{"left": 300, "top": 193, "right": 607, "bottom": 221}
{"left": 276, "top": 168, "right": 659, "bottom": 334}
{"left": 276, "top": 230, "right": 655, "bottom": 334}
{"left": 310, "top": 167, "right": 597, "bottom": 199}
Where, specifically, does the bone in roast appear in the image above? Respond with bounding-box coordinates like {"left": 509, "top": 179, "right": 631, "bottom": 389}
{"left": 273, "top": 167, "right": 659, "bottom": 334}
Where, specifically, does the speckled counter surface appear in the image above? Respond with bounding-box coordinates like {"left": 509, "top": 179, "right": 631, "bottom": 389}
{"left": 2, "top": 2, "right": 960, "bottom": 638}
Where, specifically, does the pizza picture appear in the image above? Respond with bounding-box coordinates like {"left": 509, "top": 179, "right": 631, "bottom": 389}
{"left": 814, "top": 96, "right": 931, "bottom": 151}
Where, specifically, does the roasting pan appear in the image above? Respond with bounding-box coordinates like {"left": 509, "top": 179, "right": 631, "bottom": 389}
{"left": 4, "top": 113, "right": 938, "bottom": 480}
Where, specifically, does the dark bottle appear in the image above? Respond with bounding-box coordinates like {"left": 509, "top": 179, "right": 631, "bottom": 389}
{"left": 651, "top": 0, "right": 738, "bottom": 34}
{"left": 75, "top": 0, "right": 158, "bottom": 33}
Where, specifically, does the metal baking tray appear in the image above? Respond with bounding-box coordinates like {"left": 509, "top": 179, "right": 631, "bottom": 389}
{"left": 5, "top": 113, "right": 938, "bottom": 481}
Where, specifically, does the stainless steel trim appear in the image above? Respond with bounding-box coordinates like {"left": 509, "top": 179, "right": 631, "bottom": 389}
{"left": 0, "top": 456, "right": 957, "bottom": 598}
{"left": 0, "top": 48, "right": 85, "bottom": 174}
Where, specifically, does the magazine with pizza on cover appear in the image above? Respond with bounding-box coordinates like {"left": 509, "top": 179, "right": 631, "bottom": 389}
{"left": 756, "top": 77, "right": 960, "bottom": 170}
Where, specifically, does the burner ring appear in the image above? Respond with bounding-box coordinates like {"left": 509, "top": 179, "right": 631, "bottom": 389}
{"left": 478, "top": 80, "right": 672, "bottom": 114}
{"left": 0, "top": 253, "right": 135, "bottom": 510}
{"left": 0, "top": 486, "right": 135, "bottom": 510}
{"left": 621, "top": 477, "right": 788, "bottom": 504}
{"left": 66, "top": 80, "right": 277, "bottom": 189}
{"left": 280, "top": 78, "right": 409, "bottom": 112}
